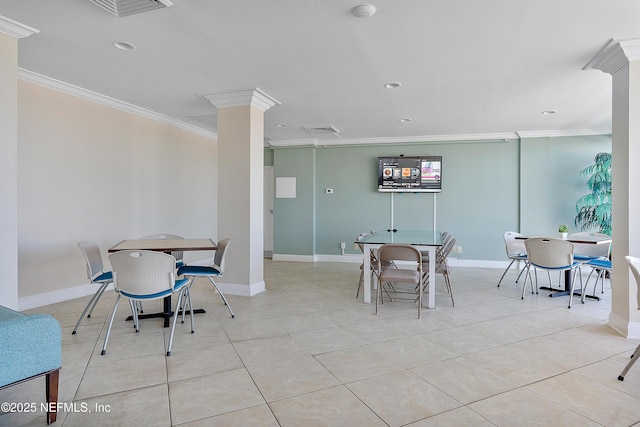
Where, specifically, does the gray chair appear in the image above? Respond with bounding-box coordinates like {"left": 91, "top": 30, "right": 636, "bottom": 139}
{"left": 522, "top": 238, "right": 583, "bottom": 308}
{"left": 376, "top": 244, "right": 423, "bottom": 319}
{"left": 73, "top": 241, "right": 114, "bottom": 334}
{"left": 178, "top": 238, "right": 234, "bottom": 318}
{"left": 422, "top": 237, "right": 456, "bottom": 307}
{"left": 103, "top": 250, "right": 192, "bottom": 356}
{"left": 618, "top": 256, "right": 640, "bottom": 381}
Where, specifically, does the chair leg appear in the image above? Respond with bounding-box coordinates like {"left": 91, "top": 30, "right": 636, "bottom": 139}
{"left": 356, "top": 269, "right": 364, "bottom": 298}
{"left": 167, "top": 288, "right": 186, "bottom": 356}
{"left": 46, "top": 368, "right": 59, "bottom": 424}
{"left": 521, "top": 264, "right": 532, "bottom": 299}
{"left": 101, "top": 294, "right": 121, "bottom": 355}
{"left": 568, "top": 267, "right": 583, "bottom": 308}
{"left": 208, "top": 277, "right": 234, "bottom": 318}
{"left": 619, "top": 343, "right": 640, "bottom": 381}
{"left": 72, "top": 282, "right": 109, "bottom": 334}
{"left": 497, "top": 259, "right": 516, "bottom": 287}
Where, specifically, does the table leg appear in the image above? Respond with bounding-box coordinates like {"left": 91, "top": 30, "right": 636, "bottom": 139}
{"left": 126, "top": 296, "right": 206, "bottom": 327}
{"left": 363, "top": 244, "right": 372, "bottom": 304}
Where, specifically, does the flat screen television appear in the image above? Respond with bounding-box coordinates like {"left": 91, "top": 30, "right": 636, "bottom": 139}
{"left": 377, "top": 156, "right": 442, "bottom": 192}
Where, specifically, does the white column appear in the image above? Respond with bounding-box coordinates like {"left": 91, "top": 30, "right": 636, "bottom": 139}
{"left": 0, "top": 16, "right": 39, "bottom": 310}
{"left": 585, "top": 38, "right": 640, "bottom": 337}
{"left": 204, "top": 89, "right": 279, "bottom": 296}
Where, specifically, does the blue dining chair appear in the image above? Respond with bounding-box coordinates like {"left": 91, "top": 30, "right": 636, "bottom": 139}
{"left": 178, "top": 238, "right": 234, "bottom": 319}
{"left": 73, "top": 241, "right": 114, "bottom": 335}
{"left": 103, "top": 250, "right": 192, "bottom": 356}
{"left": 522, "top": 238, "right": 583, "bottom": 308}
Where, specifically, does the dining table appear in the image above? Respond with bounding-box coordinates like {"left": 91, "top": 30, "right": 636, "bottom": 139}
{"left": 108, "top": 238, "right": 217, "bottom": 326}
{"left": 516, "top": 233, "right": 612, "bottom": 300}
{"left": 357, "top": 230, "right": 443, "bottom": 309}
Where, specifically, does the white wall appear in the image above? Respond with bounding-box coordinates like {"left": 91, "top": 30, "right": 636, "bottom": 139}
{"left": 17, "top": 81, "right": 218, "bottom": 308}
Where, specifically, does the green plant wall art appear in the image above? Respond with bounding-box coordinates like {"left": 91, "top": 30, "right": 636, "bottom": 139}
{"left": 575, "top": 152, "right": 612, "bottom": 235}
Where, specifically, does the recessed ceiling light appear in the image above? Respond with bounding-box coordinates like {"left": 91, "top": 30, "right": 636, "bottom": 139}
{"left": 399, "top": 118, "right": 412, "bottom": 123}
{"left": 384, "top": 82, "right": 401, "bottom": 89}
{"left": 113, "top": 41, "right": 135, "bottom": 51}
{"left": 541, "top": 110, "right": 557, "bottom": 115}
{"left": 352, "top": 4, "right": 376, "bottom": 18}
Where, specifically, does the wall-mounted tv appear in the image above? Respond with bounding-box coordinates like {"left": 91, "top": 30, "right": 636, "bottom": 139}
{"left": 378, "top": 156, "right": 442, "bottom": 192}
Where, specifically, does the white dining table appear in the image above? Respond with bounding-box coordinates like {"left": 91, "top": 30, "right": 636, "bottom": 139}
{"left": 357, "top": 230, "right": 443, "bottom": 309}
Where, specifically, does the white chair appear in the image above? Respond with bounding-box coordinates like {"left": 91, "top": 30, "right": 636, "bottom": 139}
{"left": 376, "top": 244, "right": 423, "bottom": 319}
{"left": 178, "top": 238, "right": 234, "bottom": 318}
{"left": 522, "top": 238, "right": 584, "bottom": 308}
{"left": 102, "top": 250, "right": 192, "bottom": 356}
{"left": 73, "top": 241, "right": 113, "bottom": 335}
{"left": 618, "top": 256, "right": 640, "bottom": 381}
{"left": 498, "top": 231, "right": 529, "bottom": 287}
{"left": 571, "top": 232, "right": 612, "bottom": 296}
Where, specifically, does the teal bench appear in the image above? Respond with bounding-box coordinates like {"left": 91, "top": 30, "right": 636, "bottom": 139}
{"left": 0, "top": 305, "right": 62, "bottom": 424}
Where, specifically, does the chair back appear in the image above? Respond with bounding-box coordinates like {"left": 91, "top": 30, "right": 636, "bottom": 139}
{"left": 378, "top": 244, "right": 422, "bottom": 266}
{"left": 626, "top": 256, "right": 640, "bottom": 310}
{"left": 504, "top": 231, "right": 526, "bottom": 257}
{"left": 78, "top": 241, "right": 107, "bottom": 281}
{"left": 109, "top": 250, "right": 177, "bottom": 296}
{"left": 213, "top": 238, "right": 232, "bottom": 272}
{"left": 439, "top": 238, "right": 456, "bottom": 262}
{"left": 525, "top": 238, "right": 574, "bottom": 269}
{"left": 141, "top": 233, "right": 184, "bottom": 263}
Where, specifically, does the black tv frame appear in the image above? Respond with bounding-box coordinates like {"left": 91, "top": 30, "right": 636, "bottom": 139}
{"left": 377, "top": 155, "right": 442, "bottom": 193}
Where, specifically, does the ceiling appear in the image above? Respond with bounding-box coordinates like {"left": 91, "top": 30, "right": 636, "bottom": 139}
{"left": 2, "top": 0, "right": 639, "bottom": 146}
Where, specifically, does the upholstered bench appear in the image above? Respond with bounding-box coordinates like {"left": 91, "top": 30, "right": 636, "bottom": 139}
{"left": 0, "top": 305, "right": 62, "bottom": 424}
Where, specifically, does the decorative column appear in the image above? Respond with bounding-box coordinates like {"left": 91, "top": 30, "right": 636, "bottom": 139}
{"left": 204, "top": 89, "right": 279, "bottom": 296}
{"left": 584, "top": 38, "right": 640, "bottom": 337}
{"left": 0, "top": 16, "right": 39, "bottom": 310}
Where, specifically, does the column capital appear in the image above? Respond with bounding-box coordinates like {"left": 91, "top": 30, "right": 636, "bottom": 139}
{"left": 584, "top": 38, "right": 640, "bottom": 75}
{"left": 204, "top": 88, "right": 280, "bottom": 112}
{"left": 0, "top": 15, "right": 39, "bottom": 39}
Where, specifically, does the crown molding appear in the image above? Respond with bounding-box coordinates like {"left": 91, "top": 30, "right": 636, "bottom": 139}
{"left": 267, "top": 129, "right": 610, "bottom": 148}
{"left": 203, "top": 88, "right": 281, "bottom": 112}
{"left": 18, "top": 68, "right": 217, "bottom": 140}
{"left": 516, "top": 129, "right": 611, "bottom": 139}
{"left": 584, "top": 38, "right": 640, "bottom": 75}
{"left": 0, "top": 15, "right": 39, "bottom": 39}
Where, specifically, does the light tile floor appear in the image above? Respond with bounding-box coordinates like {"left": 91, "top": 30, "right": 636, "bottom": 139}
{"left": 2, "top": 261, "right": 640, "bottom": 426}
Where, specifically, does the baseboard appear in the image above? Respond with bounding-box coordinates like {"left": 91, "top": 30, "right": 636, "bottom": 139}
{"left": 217, "top": 281, "right": 265, "bottom": 297}
{"left": 19, "top": 282, "right": 113, "bottom": 311}
{"left": 609, "top": 312, "right": 640, "bottom": 339}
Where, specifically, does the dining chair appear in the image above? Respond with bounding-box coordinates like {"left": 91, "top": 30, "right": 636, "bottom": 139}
{"left": 376, "top": 244, "right": 423, "bottom": 319}
{"left": 178, "top": 238, "right": 235, "bottom": 318}
{"left": 618, "top": 255, "right": 640, "bottom": 381}
{"left": 522, "top": 238, "right": 584, "bottom": 308}
{"left": 570, "top": 232, "right": 612, "bottom": 296}
{"left": 103, "top": 250, "right": 192, "bottom": 356}
{"left": 421, "top": 237, "right": 456, "bottom": 307}
{"left": 140, "top": 233, "right": 185, "bottom": 267}
{"left": 73, "top": 241, "right": 114, "bottom": 335}
{"left": 497, "top": 231, "right": 529, "bottom": 287}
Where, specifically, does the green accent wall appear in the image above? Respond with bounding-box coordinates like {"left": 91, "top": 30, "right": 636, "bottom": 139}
{"left": 272, "top": 135, "right": 611, "bottom": 261}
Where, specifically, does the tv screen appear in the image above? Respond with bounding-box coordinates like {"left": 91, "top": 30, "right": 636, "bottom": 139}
{"left": 378, "top": 156, "right": 442, "bottom": 192}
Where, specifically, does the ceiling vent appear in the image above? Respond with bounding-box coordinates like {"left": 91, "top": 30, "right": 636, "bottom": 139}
{"left": 90, "top": 0, "right": 173, "bottom": 17}
{"left": 304, "top": 125, "right": 340, "bottom": 136}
